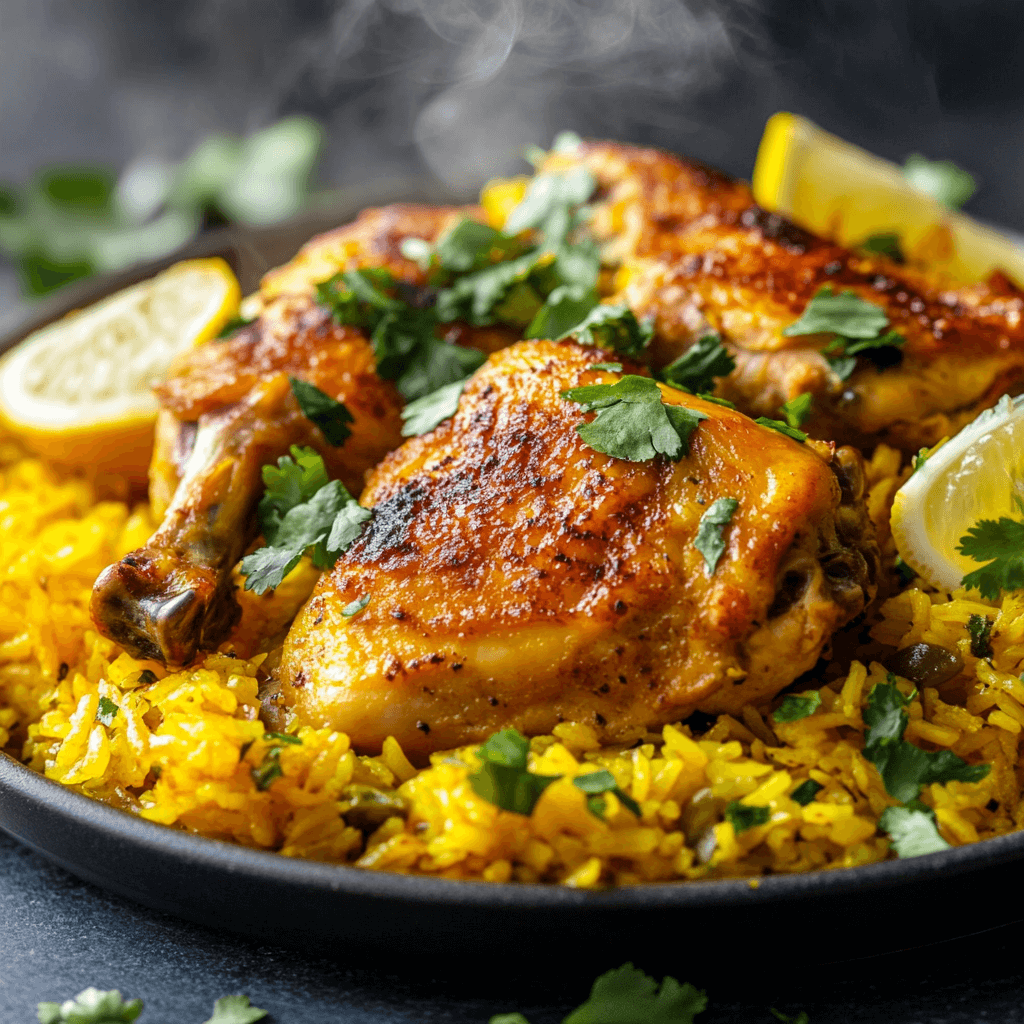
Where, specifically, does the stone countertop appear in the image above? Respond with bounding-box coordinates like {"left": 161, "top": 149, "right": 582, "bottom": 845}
{"left": 3, "top": 829, "right": 1024, "bottom": 1024}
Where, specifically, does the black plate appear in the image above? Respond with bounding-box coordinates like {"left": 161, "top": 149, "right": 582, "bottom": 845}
{"left": 2, "top": 192, "right": 1023, "bottom": 967}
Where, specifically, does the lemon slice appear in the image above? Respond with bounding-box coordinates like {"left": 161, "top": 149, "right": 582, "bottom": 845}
{"left": 753, "top": 111, "right": 1024, "bottom": 285}
{"left": 0, "top": 258, "right": 240, "bottom": 485}
{"left": 891, "top": 395, "right": 1024, "bottom": 591}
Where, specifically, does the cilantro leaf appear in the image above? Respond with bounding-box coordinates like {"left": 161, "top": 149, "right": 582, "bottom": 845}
{"left": 216, "top": 315, "right": 256, "bottom": 339}
{"left": 904, "top": 154, "right": 976, "bottom": 210}
{"left": 694, "top": 497, "right": 738, "bottom": 575}
{"left": 589, "top": 362, "right": 622, "bottom": 372}
{"left": 859, "top": 232, "right": 905, "bottom": 263}
{"left": 783, "top": 287, "right": 890, "bottom": 339}
{"left": 435, "top": 218, "right": 525, "bottom": 273}
{"left": 561, "top": 375, "right": 707, "bottom": 462}
{"left": 240, "top": 447, "right": 371, "bottom": 594}
{"left": 468, "top": 728, "right": 560, "bottom": 816}
{"left": 779, "top": 392, "right": 813, "bottom": 429}
{"left": 555, "top": 303, "right": 653, "bottom": 356}
{"left": 525, "top": 284, "right": 598, "bottom": 341}
{"left": 660, "top": 334, "right": 735, "bottom": 393}
{"left": 790, "top": 779, "right": 823, "bottom": 806}
{"left": 911, "top": 447, "right": 930, "bottom": 474}
{"left": 879, "top": 803, "right": 951, "bottom": 858}
{"left": 203, "top": 994, "right": 268, "bottom": 1024}
{"left": 435, "top": 251, "right": 541, "bottom": 326}
{"left": 504, "top": 166, "right": 596, "bottom": 238}
{"left": 289, "top": 377, "right": 353, "bottom": 446}
{"left": 341, "top": 595, "right": 370, "bottom": 617}
{"left": 773, "top": 691, "right": 821, "bottom": 723}
{"left": 401, "top": 378, "right": 468, "bottom": 437}
{"left": 251, "top": 746, "right": 283, "bottom": 791}
{"left": 724, "top": 800, "right": 770, "bottom": 834}
{"left": 37, "top": 988, "right": 143, "bottom": 1024}
{"left": 958, "top": 507, "right": 1024, "bottom": 599}
{"left": 863, "top": 682, "right": 990, "bottom": 803}
{"left": 394, "top": 338, "right": 486, "bottom": 403}
{"left": 562, "top": 964, "right": 707, "bottom": 1024}
{"left": 95, "top": 696, "right": 119, "bottom": 727}
{"left": 968, "top": 614, "right": 993, "bottom": 659}
{"left": 825, "top": 330, "right": 906, "bottom": 380}
{"left": 573, "top": 769, "right": 641, "bottom": 817}
{"left": 755, "top": 417, "right": 807, "bottom": 442}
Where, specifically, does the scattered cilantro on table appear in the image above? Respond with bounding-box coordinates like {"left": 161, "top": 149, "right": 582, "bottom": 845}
{"left": 755, "top": 417, "right": 807, "bottom": 442}
{"left": 238, "top": 446, "right": 371, "bottom": 595}
{"left": 560, "top": 375, "right": 707, "bottom": 462}
{"left": 724, "top": 800, "right": 770, "bottom": 834}
{"left": 36, "top": 990, "right": 267, "bottom": 1024}
{"left": 288, "top": 377, "right": 353, "bottom": 446}
{"left": 783, "top": 286, "right": 904, "bottom": 381}
{"left": 957, "top": 496, "right": 1024, "bottom": 599}
{"left": 779, "top": 392, "right": 813, "bottom": 429}
{"left": 694, "top": 497, "right": 739, "bottom": 575}
{"left": 903, "top": 154, "right": 976, "bottom": 210}
{"left": 659, "top": 334, "right": 735, "bottom": 394}
{"left": 772, "top": 691, "right": 822, "bottom": 723}
{"left": 861, "top": 681, "right": 991, "bottom": 856}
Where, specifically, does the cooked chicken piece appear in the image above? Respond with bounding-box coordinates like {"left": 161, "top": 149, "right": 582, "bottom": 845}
{"left": 92, "top": 204, "right": 519, "bottom": 666}
{"left": 277, "top": 339, "right": 879, "bottom": 759}
{"left": 90, "top": 295, "right": 404, "bottom": 664}
{"left": 542, "top": 141, "right": 1024, "bottom": 453}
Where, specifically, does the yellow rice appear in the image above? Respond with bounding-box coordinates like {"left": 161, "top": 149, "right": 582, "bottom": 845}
{"left": 0, "top": 436, "right": 1019, "bottom": 887}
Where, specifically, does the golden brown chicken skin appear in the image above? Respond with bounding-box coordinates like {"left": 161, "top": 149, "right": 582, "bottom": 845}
{"left": 277, "top": 339, "right": 879, "bottom": 760}
{"left": 543, "top": 141, "right": 1024, "bottom": 453}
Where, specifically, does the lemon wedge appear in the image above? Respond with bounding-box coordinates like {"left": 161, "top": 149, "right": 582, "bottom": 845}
{"left": 0, "top": 258, "right": 240, "bottom": 486}
{"left": 753, "top": 111, "right": 1024, "bottom": 285}
{"left": 891, "top": 395, "right": 1024, "bottom": 591}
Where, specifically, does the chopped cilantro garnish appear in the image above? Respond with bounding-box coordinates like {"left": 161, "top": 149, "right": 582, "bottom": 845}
{"left": 573, "top": 769, "right": 641, "bottom": 817}
{"left": 894, "top": 556, "right": 917, "bottom": 585}
{"left": 468, "top": 729, "right": 559, "bottom": 816}
{"left": 755, "top": 417, "right": 807, "bottom": 442}
{"left": 262, "top": 732, "right": 301, "bottom": 745}
{"left": 904, "top": 154, "right": 976, "bottom": 210}
{"left": 967, "top": 614, "right": 994, "bottom": 658}
{"left": 694, "top": 497, "right": 738, "bottom": 575}
{"left": 504, "top": 165, "right": 596, "bottom": 238}
{"left": 239, "top": 446, "right": 371, "bottom": 595}
{"left": 434, "top": 218, "right": 526, "bottom": 274}
{"left": 555, "top": 303, "right": 653, "bottom": 356}
{"left": 779, "top": 392, "right": 813, "bottom": 429}
{"left": 879, "top": 803, "right": 951, "bottom": 858}
{"left": 863, "top": 682, "right": 990, "bottom": 804}
{"left": 724, "top": 800, "right": 770, "bottom": 834}
{"left": 823, "top": 330, "right": 906, "bottom": 380}
{"left": 784, "top": 287, "right": 889, "bottom": 339}
{"left": 790, "top": 779, "right": 823, "bottom": 806}
{"left": 288, "top": 377, "right": 353, "bottom": 447}
{"left": 400, "top": 378, "right": 468, "bottom": 437}
{"left": 526, "top": 285, "right": 599, "bottom": 341}
{"left": 203, "top": 995, "right": 268, "bottom": 1024}
{"left": 957, "top": 498, "right": 1024, "bottom": 599}
{"left": 341, "top": 595, "right": 370, "bottom": 617}
{"left": 95, "top": 696, "right": 119, "bottom": 727}
{"left": 859, "top": 232, "right": 905, "bottom": 263}
{"left": 316, "top": 267, "right": 485, "bottom": 401}
{"left": 37, "top": 989, "right": 144, "bottom": 1024}
{"left": 589, "top": 362, "right": 622, "bottom": 372}
{"left": 660, "top": 334, "right": 735, "bottom": 394}
{"left": 216, "top": 315, "right": 256, "bottom": 339}
{"left": 561, "top": 375, "right": 707, "bottom": 462}
{"left": 251, "top": 747, "right": 283, "bottom": 791}
{"left": 911, "top": 446, "right": 930, "bottom": 473}
{"left": 560, "top": 964, "right": 707, "bottom": 1024}
{"left": 773, "top": 691, "right": 822, "bottom": 723}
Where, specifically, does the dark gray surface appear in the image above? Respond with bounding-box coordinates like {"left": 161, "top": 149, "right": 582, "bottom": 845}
{"left": 3, "top": 827, "right": 1024, "bottom": 1024}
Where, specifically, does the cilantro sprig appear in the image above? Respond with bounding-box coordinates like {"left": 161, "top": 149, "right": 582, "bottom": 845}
{"left": 238, "top": 446, "right": 371, "bottom": 594}
{"left": 957, "top": 496, "right": 1024, "bottom": 600}
{"left": 561, "top": 375, "right": 707, "bottom": 462}
{"left": 660, "top": 334, "right": 735, "bottom": 394}
{"left": 862, "top": 681, "right": 990, "bottom": 856}
{"left": 36, "top": 990, "right": 266, "bottom": 1024}
{"left": 468, "top": 729, "right": 560, "bottom": 816}
{"left": 783, "top": 286, "right": 905, "bottom": 380}
{"left": 694, "top": 497, "right": 738, "bottom": 575}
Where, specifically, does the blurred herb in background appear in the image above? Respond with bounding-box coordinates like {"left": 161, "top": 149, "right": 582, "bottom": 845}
{"left": 0, "top": 117, "right": 322, "bottom": 296}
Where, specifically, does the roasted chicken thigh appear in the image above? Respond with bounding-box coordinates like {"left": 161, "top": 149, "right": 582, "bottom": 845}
{"left": 277, "top": 339, "right": 879, "bottom": 759}
{"left": 542, "top": 141, "right": 1024, "bottom": 453}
